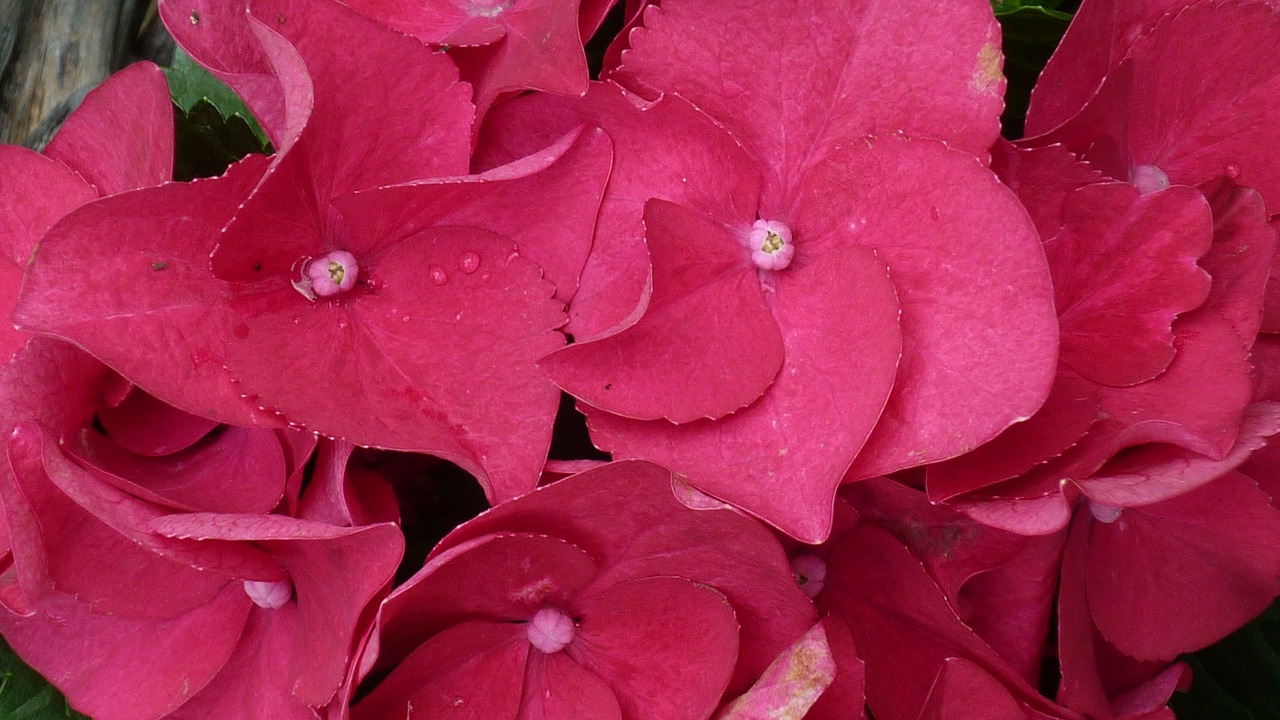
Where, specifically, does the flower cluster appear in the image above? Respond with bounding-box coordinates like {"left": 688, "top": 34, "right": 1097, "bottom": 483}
{"left": 1, "top": 0, "right": 1278, "bottom": 717}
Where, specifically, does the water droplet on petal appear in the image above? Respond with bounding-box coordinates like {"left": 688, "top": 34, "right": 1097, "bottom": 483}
{"left": 292, "top": 316, "right": 302, "bottom": 325}
{"left": 1090, "top": 502, "right": 1123, "bottom": 524}
{"left": 429, "top": 266, "right": 449, "bottom": 285}
{"left": 458, "top": 251, "right": 481, "bottom": 274}
{"left": 527, "top": 607, "right": 576, "bottom": 653}
{"left": 1225, "top": 162, "right": 1242, "bottom": 179}
{"left": 1129, "top": 164, "right": 1170, "bottom": 194}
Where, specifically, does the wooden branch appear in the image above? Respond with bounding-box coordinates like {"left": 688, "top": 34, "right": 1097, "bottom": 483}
{"left": 0, "top": 0, "right": 171, "bottom": 149}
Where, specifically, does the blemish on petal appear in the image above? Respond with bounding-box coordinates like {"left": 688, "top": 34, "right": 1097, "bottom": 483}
{"left": 1130, "top": 164, "right": 1170, "bottom": 194}
{"left": 747, "top": 219, "right": 795, "bottom": 271}
{"left": 458, "top": 251, "right": 481, "bottom": 274}
{"left": 527, "top": 607, "right": 576, "bottom": 653}
{"left": 973, "top": 42, "right": 1003, "bottom": 92}
{"left": 243, "top": 579, "right": 292, "bottom": 609}
{"left": 189, "top": 10, "right": 199, "bottom": 25}
{"left": 790, "top": 554, "right": 827, "bottom": 598}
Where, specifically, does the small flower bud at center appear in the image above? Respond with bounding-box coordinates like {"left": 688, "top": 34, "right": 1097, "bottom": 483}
{"left": 306, "top": 250, "right": 359, "bottom": 297}
{"left": 747, "top": 219, "right": 795, "bottom": 270}
{"left": 790, "top": 554, "right": 827, "bottom": 598}
{"left": 527, "top": 607, "right": 576, "bottom": 653}
{"left": 243, "top": 579, "right": 293, "bottom": 609}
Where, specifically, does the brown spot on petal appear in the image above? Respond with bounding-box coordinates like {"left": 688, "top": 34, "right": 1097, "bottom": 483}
{"left": 973, "top": 43, "right": 1003, "bottom": 93}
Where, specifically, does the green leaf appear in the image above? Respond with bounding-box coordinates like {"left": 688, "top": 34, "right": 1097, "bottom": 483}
{"left": 1169, "top": 599, "right": 1280, "bottom": 720}
{"left": 993, "top": 2, "right": 1073, "bottom": 138}
{"left": 172, "top": 97, "right": 272, "bottom": 181}
{"left": 163, "top": 48, "right": 270, "bottom": 147}
{"left": 0, "top": 636, "right": 87, "bottom": 720}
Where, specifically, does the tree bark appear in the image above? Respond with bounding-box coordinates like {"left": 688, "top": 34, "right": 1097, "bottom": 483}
{"left": 0, "top": 0, "right": 173, "bottom": 149}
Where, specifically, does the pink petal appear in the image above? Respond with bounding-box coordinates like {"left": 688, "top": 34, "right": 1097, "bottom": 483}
{"left": 571, "top": 576, "right": 739, "bottom": 720}
{"left": 544, "top": 199, "right": 783, "bottom": 422}
{"left": 1047, "top": 184, "right": 1212, "bottom": 387}
{"left": 807, "top": 137, "right": 1055, "bottom": 478}
{"left": 715, "top": 621, "right": 837, "bottom": 720}
{"left": 916, "top": 657, "right": 1028, "bottom": 720}
{"left": 475, "top": 83, "right": 764, "bottom": 341}
{"left": 0, "top": 585, "right": 251, "bottom": 720}
{"left": 432, "top": 460, "right": 816, "bottom": 692}
{"left": 0, "top": 338, "right": 108, "bottom": 441}
{"left": 298, "top": 438, "right": 399, "bottom": 527}
{"left": 378, "top": 533, "right": 596, "bottom": 668}
{"left": 519, "top": 651, "right": 624, "bottom": 719}
{"left": 1086, "top": 471, "right": 1280, "bottom": 660}
{"left": 989, "top": 140, "right": 1107, "bottom": 240}
{"left": 1035, "top": 1, "right": 1280, "bottom": 211}
{"left": 335, "top": 125, "right": 613, "bottom": 304}
{"left": 352, "top": 621, "right": 527, "bottom": 720}
{"left": 223, "top": 228, "right": 565, "bottom": 503}
{"left": 12, "top": 156, "right": 284, "bottom": 428}
{"left": 64, "top": 425, "right": 288, "bottom": 514}
{"left": 43, "top": 62, "right": 174, "bottom": 196}
{"left": 803, "top": 616, "right": 867, "bottom": 720}
{"left": 926, "top": 374, "right": 1101, "bottom": 502}
{"left": 1198, "top": 179, "right": 1278, "bottom": 345}
{"left": 0, "top": 147, "right": 94, "bottom": 268}
{"left": 164, "top": 607, "right": 319, "bottom": 720}
{"left": 95, "top": 387, "right": 219, "bottom": 456}
{"left": 340, "top": 0, "right": 507, "bottom": 45}
{"left": 615, "top": 0, "right": 1004, "bottom": 203}
{"left": 587, "top": 241, "right": 900, "bottom": 542}
{"left": 1080, "top": 402, "right": 1280, "bottom": 507}
{"left": 158, "top": 0, "right": 308, "bottom": 148}
{"left": 1025, "top": 0, "right": 1188, "bottom": 135}
{"left": 449, "top": 0, "right": 591, "bottom": 113}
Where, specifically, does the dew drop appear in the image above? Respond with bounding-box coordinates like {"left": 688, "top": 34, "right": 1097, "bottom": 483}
{"left": 429, "top": 266, "right": 449, "bottom": 285}
{"left": 927, "top": 206, "right": 940, "bottom": 221}
{"left": 1225, "top": 162, "right": 1242, "bottom": 179}
{"left": 292, "top": 316, "right": 302, "bottom": 325}
{"left": 458, "top": 251, "right": 481, "bottom": 274}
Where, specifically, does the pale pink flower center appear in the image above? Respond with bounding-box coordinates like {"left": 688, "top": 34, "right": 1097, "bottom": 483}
{"left": 305, "top": 250, "right": 360, "bottom": 298}
{"left": 1090, "top": 502, "right": 1124, "bottom": 524}
{"left": 748, "top": 219, "right": 795, "bottom": 271}
{"left": 527, "top": 607, "right": 576, "bottom": 653}
{"left": 790, "top": 553, "right": 827, "bottom": 598}
{"left": 1129, "top": 164, "right": 1170, "bottom": 195}
{"left": 243, "top": 579, "right": 293, "bottom": 609}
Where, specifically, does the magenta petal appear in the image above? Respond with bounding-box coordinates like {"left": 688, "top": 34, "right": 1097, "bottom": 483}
{"left": 1038, "top": 2, "right": 1280, "bottom": 210}
{"left": 224, "top": 228, "right": 565, "bottom": 502}
{"left": 476, "top": 83, "right": 764, "bottom": 341}
{"left": 989, "top": 140, "right": 1106, "bottom": 240}
{"left": 1080, "top": 403, "right": 1280, "bottom": 507}
{"left": 42, "top": 62, "right": 174, "bottom": 196}
{"left": 1199, "top": 180, "right": 1278, "bottom": 345}
{"left": 803, "top": 136, "right": 1056, "bottom": 478}
{"left": 1048, "top": 184, "right": 1212, "bottom": 387}
{"left": 0, "top": 148, "right": 94, "bottom": 268}
{"left": 378, "top": 533, "right": 596, "bottom": 666}
{"left": 96, "top": 388, "right": 220, "bottom": 456}
{"left": 335, "top": 125, "right": 612, "bottom": 304}
{"left": 159, "top": 0, "right": 297, "bottom": 146}
{"left": 545, "top": 199, "right": 783, "bottom": 422}
{"left": 164, "top": 608, "right": 318, "bottom": 720}
{"left": 927, "top": 374, "right": 1101, "bottom": 501}
{"left": 353, "top": 621, "right": 527, "bottom": 720}
{"left": 0, "top": 585, "right": 251, "bottom": 720}
{"left": 917, "top": 657, "right": 1028, "bottom": 720}
{"left": 571, "top": 576, "right": 739, "bottom": 720}
{"left": 434, "top": 461, "right": 815, "bottom": 691}
{"left": 715, "top": 621, "right": 837, "bottom": 720}
{"left": 1086, "top": 471, "right": 1280, "bottom": 660}
{"left": 615, "top": 0, "right": 1004, "bottom": 199}
{"left": 588, "top": 243, "right": 900, "bottom": 542}
{"left": 0, "top": 338, "right": 108, "bottom": 441}
{"left": 521, "top": 651, "right": 624, "bottom": 719}
{"left": 340, "top": 0, "right": 506, "bottom": 44}
{"left": 65, "top": 426, "right": 287, "bottom": 514}
{"left": 1024, "top": 0, "right": 1187, "bottom": 135}
{"left": 13, "top": 157, "right": 283, "bottom": 428}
